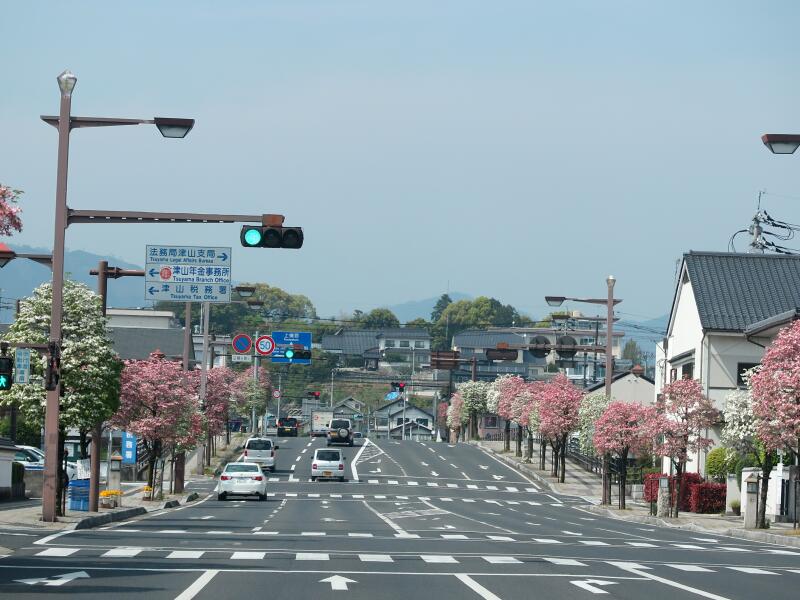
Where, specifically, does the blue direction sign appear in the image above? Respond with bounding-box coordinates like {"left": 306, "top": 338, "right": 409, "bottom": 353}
{"left": 271, "top": 331, "right": 312, "bottom": 364}
{"left": 145, "top": 245, "right": 232, "bottom": 303}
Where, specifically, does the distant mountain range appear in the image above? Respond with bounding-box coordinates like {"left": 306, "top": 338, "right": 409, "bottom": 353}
{"left": 385, "top": 292, "right": 473, "bottom": 323}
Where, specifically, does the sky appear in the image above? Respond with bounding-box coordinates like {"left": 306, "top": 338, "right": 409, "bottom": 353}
{"left": 2, "top": 1, "right": 800, "bottom": 323}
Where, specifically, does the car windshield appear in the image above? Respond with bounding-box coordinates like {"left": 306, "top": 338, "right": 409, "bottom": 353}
{"left": 224, "top": 464, "right": 260, "bottom": 473}
{"left": 330, "top": 420, "right": 350, "bottom": 429}
{"left": 246, "top": 440, "right": 272, "bottom": 450}
{"left": 316, "top": 451, "right": 341, "bottom": 461}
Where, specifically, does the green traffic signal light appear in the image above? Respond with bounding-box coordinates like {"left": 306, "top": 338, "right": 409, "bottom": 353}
{"left": 242, "top": 227, "right": 263, "bottom": 247}
{"left": 0, "top": 356, "right": 12, "bottom": 391}
{"left": 284, "top": 348, "right": 295, "bottom": 359}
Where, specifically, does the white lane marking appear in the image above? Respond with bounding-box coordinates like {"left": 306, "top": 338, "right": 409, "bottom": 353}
{"left": 606, "top": 562, "right": 651, "bottom": 570}
{"left": 525, "top": 486, "right": 539, "bottom": 492}
{"left": 668, "top": 564, "right": 714, "bottom": 572}
{"left": 462, "top": 498, "right": 475, "bottom": 503}
{"left": 613, "top": 563, "right": 733, "bottom": 600}
{"left": 691, "top": 537, "right": 718, "bottom": 542}
{"left": 580, "top": 541, "right": 609, "bottom": 546}
{"left": 421, "top": 555, "right": 458, "bottom": 563}
{"left": 174, "top": 569, "right": 219, "bottom": 600}
{"left": 34, "top": 531, "right": 74, "bottom": 546}
{"left": 168, "top": 551, "right": 205, "bottom": 559}
{"left": 487, "top": 535, "right": 514, "bottom": 541}
{"left": 301, "top": 449, "right": 307, "bottom": 454}
{"left": 408, "top": 481, "right": 419, "bottom": 486}
{"left": 533, "top": 538, "right": 561, "bottom": 544}
{"left": 440, "top": 498, "right": 453, "bottom": 502}
{"left": 461, "top": 471, "right": 471, "bottom": 480}
{"left": 286, "top": 493, "right": 298, "bottom": 497}
{"left": 486, "top": 485, "right": 498, "bottom": 491}
{"left": 308, "top": 493, "right": 320, "bottom": 498}
{"left": 726, "top": 567, "right": 776, "bottom": 575}
{"left": 442, "top": 534, "right": 468, "bottom": 539}
{"left": 301, "top": 532, "right": 326, "bottom": 536}
{"left": 764, "top": 549, "right": 800, "bottom": 555}
{"left": 716, "top": 546, "right": 749, "bottom": 552}
{"left": 505, "top": 486, "right": 519, "bottom": 492}
{"left": 626, "top": 542, "right": 657, "bottom": 548}
{"left": 351, "top": 437, "right": 371, "bottom": 482}
{"left": 290, "top": 465, "right": 296, "bottom": 471}
{"left": 447, "top": 483, "right": 458, "bottom": 488}
{"left": 102, "top": 548, "right": 142, "bottom": 557}
{"left": 205, "top": 531, "right": 232, "bottom": 534}
{"left": 561, "top": 531, "right": 582, "bottom": 536}
{"left": 294, "top": 456, "right": 301, "bottom": 462}
{"left": 232, "top": 552, "right": 266, "bottom": 560}
{"left": 388, "top": 480, "right": 399, "bottom": 485}
{"left": 359, "top": 554, "right": 393, "bottom": 562}
{"left": 467, "top": 485, "right": 478, "bottom": 490}
{"left": 349, "top": 533, "right": 373, "bottom": 538}
{"left": 306, "top": 442, "right": 312, "bottom": 447}
{"left": 368, "top": 479, "right": 379, "bottom": 484}
{"left": 455, "top": 574, "right": 503, "bottom": 600}
{"left": 544, "top": 558, "right": 586, "bottom": 566}
{"left": 431, "top": 471, "right": 439, "bottom": 477}
{"left": 36, "top": 548, "right": 79, "bottom": 557}
{"left": 427, "top": 482, "right": 439, "bottom": 487}
{"left": 361, "top": 500, "right": 411, "bottom": 537}
{"left": 296, "top": 553, "right": 330, "bottom": 560}
{"left": 352, "top": 494, "right": 365, "bottom": 499}
{"left": 484, "top": 556, "right": 521, "bottom": 564}
{"left": 673, "top": 544, "right": 703, "bottom": 550}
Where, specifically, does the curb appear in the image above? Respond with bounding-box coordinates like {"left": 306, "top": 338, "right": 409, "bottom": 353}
{"left": 469, "top": 441, "right": 555, "bottom": 492}
{"left": 583, "top": 504, "right": 800, "bottom": 549}
{"left": 73, "top": 506, "right": 147, "bottom": 530}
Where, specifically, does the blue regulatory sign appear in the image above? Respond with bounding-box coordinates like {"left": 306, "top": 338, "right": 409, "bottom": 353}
{"left": 271, "top": 331, "right": 312, "bottom": 364}
{"left": 121, "top": 432, "right": 138, "bottom": 465}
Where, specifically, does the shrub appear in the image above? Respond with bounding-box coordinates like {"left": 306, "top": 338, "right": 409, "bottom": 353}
{"left": 730, "top": 499, "right": 740, "bottom": 510}
{"left": 643, "top": 471, "right": 703, "bottom": 511}
{"left": 689, "top": 482, "right": 726, "bottom": 513}
{"left": 705, "top": 448, "right": 730, "bottom": 482}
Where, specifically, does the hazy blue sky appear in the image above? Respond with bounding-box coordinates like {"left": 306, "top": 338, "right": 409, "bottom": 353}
{"left": 2, "top": 1, "right": 800, "bottom": 322}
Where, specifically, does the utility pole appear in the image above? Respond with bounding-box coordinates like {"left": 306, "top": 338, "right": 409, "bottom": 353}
{"left": 252, "top": 330, "right": 259, "bottom": 434}
{"left": 174, "top": 301, "right": 191, "bottom": 493}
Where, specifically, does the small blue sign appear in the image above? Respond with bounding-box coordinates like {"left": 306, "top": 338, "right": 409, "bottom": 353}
{"left": 385, "top": 391, "right": 400, "bottom": 401}
{"left": 121, "top": 432, "right": 137, "bottom": 465}
{"left": 271, "top": 331, "right": 312, "bottom": 364}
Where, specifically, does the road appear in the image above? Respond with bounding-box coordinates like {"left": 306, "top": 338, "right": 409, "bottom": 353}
{"left": 0, "top": 436, "right": 798, "bottom": 599}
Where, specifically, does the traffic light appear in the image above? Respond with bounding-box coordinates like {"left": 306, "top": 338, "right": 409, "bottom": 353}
{"left": 529, "top": 335, "right": 550, "bottom": 359}
{"left": 307, "top": 391, "right": 321, "bottom": 398}
{"left": 285, "top": 347, "right": 311, "bottom": 360}
{"left": 398, "top": 382, "right": 406, "bottom": 392}
{"left": 0, "top": 356, "right": 13, "bottom": 391}
{"left": 240, "top": 225, "right": 304, "bottom": 249}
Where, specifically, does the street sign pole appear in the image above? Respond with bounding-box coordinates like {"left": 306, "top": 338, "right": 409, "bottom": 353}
{"left": 197, "top": 302, "right": 210, "bottom": 475}
{"left": 252, "top": 330, "right": 259, "bottom": 435}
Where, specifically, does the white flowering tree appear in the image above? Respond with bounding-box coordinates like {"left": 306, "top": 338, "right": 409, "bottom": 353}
{"left": 0, "top": 280, "right": 121, "bottom": 514}
{"left": 487, "top": 375, "right": 512, "bottom": 450}
{"left": 721, "top": 387, "right": 777, "bottom": 529}
{"left": 578, "top": 392, "right": 609, "bottom": 455}
{"left": 458, "top": 380, "right": 490, "bottom": 440}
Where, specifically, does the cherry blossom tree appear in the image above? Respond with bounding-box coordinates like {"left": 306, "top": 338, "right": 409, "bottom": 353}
{"left": 657, "top": 378, "right": 718, "bottom": 517}
{"left": 111, "top": 352, "right": 202, "bottom": 495}
{"left": 578, "top": 392, "right": 610, "bottom": 455}
{"left": 446, "top": 392, "right": 466, "bottom": 441}
{"left": 205, "top": 366, "right": 246, "bottom": 437}
{"left": 487, "top": 375, "right": 510, "bottom": 451}
{"left": 495, "top": 375, "right": 529, "bottom": 457}
{"left": 458, "top": 380, "right": 490, "bottom": 440}
{"left": 593, "top": 401, "right": 659, "bottom": 509}
{"left": 0, "top": 184, "right": 23, "bottom": 236}
{"left": 722, "top": 386, "right": 776, "bottom": 529}
{"left": 538, "top": 374, "right": 583, "bottom": 482}
{"left": 750, "top": 320, "right": 800, "bottom": 463}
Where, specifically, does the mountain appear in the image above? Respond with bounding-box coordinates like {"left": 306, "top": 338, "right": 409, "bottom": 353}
{"left": 385, "top": 292, "right": 472, "bottom": 323}
{"left": 0, "top": 245, "right": 150, "bottom": 322}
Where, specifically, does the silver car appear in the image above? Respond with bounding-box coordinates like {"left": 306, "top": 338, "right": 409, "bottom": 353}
{"left": 311, "top": 448, "right": 346, "bottom": 482}
{"left": 242, "top": 437, "right": 278, "bottom": 471}
{"left": 218, "top": 462, "right": 267, "bottom": 501}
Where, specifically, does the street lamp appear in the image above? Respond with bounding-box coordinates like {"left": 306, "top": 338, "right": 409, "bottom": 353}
{"left": 39, "top": 70, "right": 194, "bottom": 522}
{"left": 234, "top": 285, "right": 256, "bottom": 298}
{"left": 761, "top": 134, "right": 800, "bottom": 155}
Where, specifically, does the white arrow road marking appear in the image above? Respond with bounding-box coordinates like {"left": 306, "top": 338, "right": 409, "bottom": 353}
{"left": 322, "top": 517, "right": 345, "bottom": 522}
{"left": 430, "top": 471, "right": 439, "bottom": 477}
{"left": 175, "top": 570, "right": 219, "bottom": 600}
{"left": 16, "top": 571, "right": 90, "bottom": 587}
{"left": 320, "top": 575, "right": 357, "bottom": 591}
{"left": 479, "top": 465, "right": 489, "bottom": 470}
{"left": 455, "top": 574, "right": 502, "bottom": 600}
{"left": 421, "top": 461, "right": 429, "bottom": 466}
{"left": 570, "top": 580, "right": 617, "bottom": 594}
{"left": 491, "top": 474, "right": 505, "bottom": 480}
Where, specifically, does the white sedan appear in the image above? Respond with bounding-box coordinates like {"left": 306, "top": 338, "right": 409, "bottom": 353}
{"left": 217, "top": 462, "right": 267, "bottom": 501}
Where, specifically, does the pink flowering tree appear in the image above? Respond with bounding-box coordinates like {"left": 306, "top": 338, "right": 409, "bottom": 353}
{"left": 0, "top": 184, "right": 23, "bottom": 236}
{"left": 496, "top": 376, "right": 529, "bottom": 457}
{"left": 111, "top": 352, "right": 202, "bottom": 495}
{"left": 594, "top": 402, "right": 660, "bottom": 509}
{"left": 538, "top": 374, "right": 583, "bottom": 482}
{"left": 446, "top": 392, "right": 465, "bottom": 441}
{"left": 205, "top": 367, "right": 246, "bottom": 438}
{"left": 657, "top": 378, "right": 718, "bottom": 517}
{"left": 239, "top": 365, "right": 272, "bottom": 431}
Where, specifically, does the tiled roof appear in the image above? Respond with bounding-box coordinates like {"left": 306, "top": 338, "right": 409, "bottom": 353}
{"left": 321, "top": 330, "right": 380, "bottom": 355}
{"left": 376, "top": 328, "right": 431, "bottom": 340}
{"left": 453, "top": 330, "right": 529, "bottom": 348}
{"left": 683, "top": 251, "right": 800, "bottom": 331}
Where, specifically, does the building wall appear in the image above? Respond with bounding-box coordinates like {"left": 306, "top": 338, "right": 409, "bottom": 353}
{"left": 107, "top": 309, "right": 174, "bottom": 329}
{"left": 609, "top": 374, "right": 655, "bottom": 405}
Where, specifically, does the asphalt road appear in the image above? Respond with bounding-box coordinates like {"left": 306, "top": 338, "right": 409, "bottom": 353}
{"left": 1, "top": 435, "right": 799, "bottom": 599}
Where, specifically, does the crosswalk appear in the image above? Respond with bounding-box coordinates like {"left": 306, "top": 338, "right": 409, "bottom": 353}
{"left": 28, "top": 547, "right": 800, "bottom": 576}
{"left": 261, "top": 491, "right": 569, "bottom": 505}
{"left": 266, "top": 478, "right": 540, "bottom": 492}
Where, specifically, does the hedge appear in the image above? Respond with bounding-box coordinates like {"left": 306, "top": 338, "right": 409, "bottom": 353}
{"left": 643, "top": 472, "right": 704, "bottom": 511}
{"left": 688, "top": 482, "right": 726, "bottom": 513}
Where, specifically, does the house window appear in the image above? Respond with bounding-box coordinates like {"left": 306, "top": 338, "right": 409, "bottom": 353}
{"left": 414, "top": 341, "right": 425, "bottom": 348}
{"left": 483, "top": 416, "right": 498, "bottom": 428}
{"left": 670, "top": 368, "right": 677, "bottom": 383}
{"left": 579, "top": 337, "right": 594, "bottom": 345}
{"left": 377, "top": 417, "right": 388, "bottom": 427}
{"left": 416, "top": 418, "right": 429, "bottom": 427}
{"left": 399, "top": 340, "right": 410, "bottom": 348}
{"left": 681, "top": 363, "right": 694, "bottom": 379}
{"left": 385, "top": 340, "right": 396, "bottom": 348}
{"left": 396, "top": 418, "right": 404, "bottom": 426}
{"left": 737, "top": 362, "right": 758, "bottom": 387}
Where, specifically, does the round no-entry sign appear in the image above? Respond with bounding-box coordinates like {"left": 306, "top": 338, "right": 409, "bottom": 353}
{"left": 255, "top": 335, "right": 276, "bottom": 356}
{"left": 272, "top": 389, "right": 281, "bottom": 399}
{"left": 232, "top": 333, "right": 253, "bottom": 354}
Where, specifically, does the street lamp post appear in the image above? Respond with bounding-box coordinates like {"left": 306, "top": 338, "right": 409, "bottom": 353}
{"left": 545, "top": 276, "right": 620, "bottom": 505}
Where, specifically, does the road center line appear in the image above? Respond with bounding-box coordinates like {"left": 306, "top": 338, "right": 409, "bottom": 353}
{"left": 455, "top": 574, "right": 503, "bottom": 600}
{"left": 351, "top": 438, "right": 372, "bottom": 482}
{"left": 174, "top": 569, "right": 219, "bottom": 600}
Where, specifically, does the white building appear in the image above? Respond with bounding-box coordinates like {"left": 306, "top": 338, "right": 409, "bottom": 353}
{"left": 656, "top": 251, "right": 800, "bottom": 475}
{"left": 107, "top": 308, "right": 175, "bottom": 329}
{"left": 584, "top": 366, "right": 655, "bottom": 405}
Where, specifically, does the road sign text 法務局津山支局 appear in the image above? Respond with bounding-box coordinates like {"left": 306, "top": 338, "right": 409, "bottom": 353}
{"left": 145, "top": 245, "right": 232, "bottom": 303}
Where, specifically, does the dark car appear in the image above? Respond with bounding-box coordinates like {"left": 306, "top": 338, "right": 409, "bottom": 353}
{"left": 327, "top": 418, "right": 353, "bottom": 447}
{"left": 278, "top": 417, "right": 299, "bottom": 437}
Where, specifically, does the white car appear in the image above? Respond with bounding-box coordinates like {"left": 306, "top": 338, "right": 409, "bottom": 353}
{"left": 242, "top": 437, "right": 278, "bottom": 471}
{"left": 217, "top": 462, "right": 267, "bottom": 501}
{"left": 14, "top": 446, "right": 77, "bottom": 480}
{"left": 311, "top": 448, "right": 346, "bottom": 482}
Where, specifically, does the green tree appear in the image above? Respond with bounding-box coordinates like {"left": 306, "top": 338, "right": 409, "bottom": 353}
{"left": 360, "top": 308, "right": 400, "bottom": 329}
{"left": 431, "top": 293, "right": 452, "bottom": 322}
{"left": 431, "top": 296, "right": 532, "bottom": 349}
{"left": 406, "top": 318, "right": 431, "bottom": 329}
{"left": 622, "top": 339, "right": 643, "bottom": 365}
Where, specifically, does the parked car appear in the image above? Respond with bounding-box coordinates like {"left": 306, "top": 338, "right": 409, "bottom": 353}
{"left": 217, "top": 462, "right": 267, "bottom": 501}
{"left": 15, "top": 445, "right": 77, "bottom": 480}
{"left": 242, "top": 437, "right": 278, "bottom": 472}
{"left": 327, "top": 418, "right": 354, "bottom": 447}
{"left": 277, "top": 417, "right": 299, "bottom": 437}
{"left": 311, "top": 448, "right": 346, "bottom": 482}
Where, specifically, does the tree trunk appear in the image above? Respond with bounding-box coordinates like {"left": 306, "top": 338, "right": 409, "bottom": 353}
{"left": 504, "top": 420, "right": 511, "bottom": 452}
{"left": 559, "top": 434, "right": 567, "bottom": 483}
{"left": 673, "top": 462, "right": 684, "bottom": 518}
{"left": 757, "top": 452, "right": 775, "bottom": 529}
{"left": 539, "top": 439, "right": 546, "bottom": 471}
{"left": 515, "top": 427, "right": 523, "bottom": 457}
{"left": 525, "top": 429, "right": 534, "bottom": 463}
{"left": 618, "top": 449, "right": 629, "bottom": 509}
{"left": 550, "top": 440, "right": 559, "bottom": 478}
{"left": 79, "top": 430, "right": 89, "bottom": 460}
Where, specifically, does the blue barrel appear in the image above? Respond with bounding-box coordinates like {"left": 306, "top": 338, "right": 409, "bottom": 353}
{"left": 67, "top": 479, "right": 90, "bottom": 511}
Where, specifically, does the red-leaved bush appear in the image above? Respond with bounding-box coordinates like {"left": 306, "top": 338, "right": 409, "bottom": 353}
{"left": 688, "top": 482, "right": 726, "bottom": 513}
{"left": 643, "top": 472, "right": 704, "bottom": 511}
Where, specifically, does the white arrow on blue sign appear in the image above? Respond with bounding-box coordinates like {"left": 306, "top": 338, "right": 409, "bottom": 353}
{"left": 145, "top": 245, "right": 232, "bottom": 303}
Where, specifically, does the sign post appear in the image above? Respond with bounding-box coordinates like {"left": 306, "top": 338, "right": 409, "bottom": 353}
{"left": 144, "top": 245, "right": 232, "bottom": 303}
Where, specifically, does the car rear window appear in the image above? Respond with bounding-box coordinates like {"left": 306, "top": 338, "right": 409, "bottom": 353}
{"left": 316, "top": 450, "right": 341, "bottom": 461}
{"left": 225, "top": 464, "right": 260, "bottom": 472}
{"left": 245, "top": 440, "right": 272, "bottom": 450}
{"left": 330, "top": 420, "right": 350, "bottom": 429}
{"left": 280, "top": 418, "right": 297, "bottom": 426}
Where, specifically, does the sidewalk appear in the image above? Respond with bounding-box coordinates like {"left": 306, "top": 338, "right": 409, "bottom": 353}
{"left": 0, "top": 433, "right": 245, "bottom": 533}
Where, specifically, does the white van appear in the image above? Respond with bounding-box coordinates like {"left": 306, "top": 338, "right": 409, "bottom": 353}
{"left": 243, "top": 437, "right": 278, "bottom": 471}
